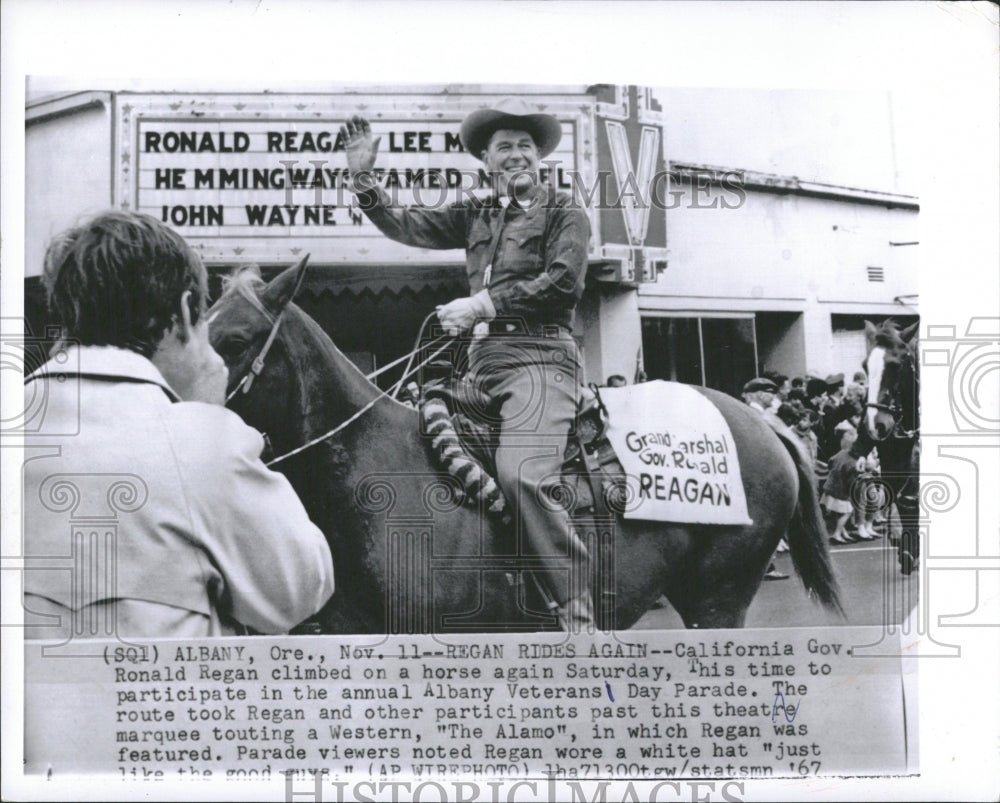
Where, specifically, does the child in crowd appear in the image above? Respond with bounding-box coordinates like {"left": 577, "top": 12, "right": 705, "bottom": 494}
{"left": 792, "top": 407, "right": 824, "bottom": 489}
{"left": 821, "top": 429, "right": 867, "bottom": 544}
{"left": 851, "top": 449, "right": 883, "bottom": 540}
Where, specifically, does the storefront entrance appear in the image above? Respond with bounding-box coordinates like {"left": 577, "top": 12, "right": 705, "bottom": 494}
{"left": 640, "top": 313, "right": 757, "bottom": 398}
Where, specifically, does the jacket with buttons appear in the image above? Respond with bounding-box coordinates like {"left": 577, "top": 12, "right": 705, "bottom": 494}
{"left": 358, "top": 183, "right": 590, "bottom": 330}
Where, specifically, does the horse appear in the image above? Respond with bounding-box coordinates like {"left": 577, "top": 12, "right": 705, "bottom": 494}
{"left": 861, "top": 319, "right": 920, "bottom": 573}
{"left": 206, "top": 257, "right": 842, "bottom": 633}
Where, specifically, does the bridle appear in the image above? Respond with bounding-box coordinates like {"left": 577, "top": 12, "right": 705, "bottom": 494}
{"left": 865, "top": 400, "right": 916, "bottom": 441}
{"left": 221, "top": 299, "right": 451, "bottom": 467}
{"left": 866, "top": 347, "right": 918, "bottom": 442}
{"left": 224, "top": 290, "right": 287, "bottom": 404}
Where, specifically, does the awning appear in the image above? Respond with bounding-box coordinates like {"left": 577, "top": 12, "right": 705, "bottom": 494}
{"left": 208, "top": 262, "right": 468, "bottom": 299}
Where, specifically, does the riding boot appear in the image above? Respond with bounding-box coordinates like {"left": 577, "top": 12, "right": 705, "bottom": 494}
{"left": 555, "top": 594, "right": 596, "bottom": 633}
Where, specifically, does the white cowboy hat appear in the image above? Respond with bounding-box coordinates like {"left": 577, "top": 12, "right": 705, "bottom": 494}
{"left": 460, "top": 97, "right": 562, "bottom": 160}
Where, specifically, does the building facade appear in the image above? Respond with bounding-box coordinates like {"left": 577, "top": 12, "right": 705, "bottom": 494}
{"left": 25, "top": 84, "right": 918, "bottom": 396}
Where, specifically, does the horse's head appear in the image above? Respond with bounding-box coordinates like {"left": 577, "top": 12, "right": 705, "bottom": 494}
{"left": 207, "top": 256, "right": 312, "bottom": 453}
{"left": 208, "top": 255, "right": 381, "bottom": 466}
{"left": 863, "top": 319, "right": 919, "bottom": 440}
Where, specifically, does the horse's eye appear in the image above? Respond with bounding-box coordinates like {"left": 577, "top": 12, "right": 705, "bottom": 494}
{"left": 219, "top": 338, "right": 249, "bottom": 359}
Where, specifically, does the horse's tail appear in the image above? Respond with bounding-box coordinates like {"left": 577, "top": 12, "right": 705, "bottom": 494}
{"left": 765, "top": 417, "right": 844, "bottom": 615}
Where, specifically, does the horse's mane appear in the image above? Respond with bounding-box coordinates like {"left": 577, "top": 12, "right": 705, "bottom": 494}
{"left": 872, "top": 320, "right": 905, "bottom": 350}
{"left": 220, "top": 265, "right": 267, "bottom": 298}
{"left": 217, "top": 265, "right": 276, "bottom": 319}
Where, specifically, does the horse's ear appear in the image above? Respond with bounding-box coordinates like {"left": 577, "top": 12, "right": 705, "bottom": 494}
{"left": 900, "top": 320, "right": 919, "bottom": 344}
{"left": 261, "top": 254, "right": 310, "bottom": 315}
{"left": 864, "top": 320, "right": 878, "bottom": 347}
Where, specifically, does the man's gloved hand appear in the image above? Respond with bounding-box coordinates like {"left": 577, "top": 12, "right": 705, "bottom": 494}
{"left": 436, "top": 290, "right": 496, "bottom": 336}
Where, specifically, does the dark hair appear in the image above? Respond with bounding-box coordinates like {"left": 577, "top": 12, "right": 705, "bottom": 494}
{"left": 790, "top": 376, "right": 805, "bottom": 389}
{"left": 806, "top": 378, "right": 828, "bottom": 399}
{"left": 484, "top": 126, "right": 540, "bottom": 155}
{"left": 43, "top": 211, "right": 207, "bottom": 357}
{"left": 776, "top": 402, "right": 801, "bottom": 427}
{"left": 606, "top": 374, "right": 627, "bottom": 387}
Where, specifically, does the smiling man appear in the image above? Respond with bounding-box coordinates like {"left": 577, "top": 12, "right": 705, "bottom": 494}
{"left": 340, "top": 98, "right": 595, "bottom": 631}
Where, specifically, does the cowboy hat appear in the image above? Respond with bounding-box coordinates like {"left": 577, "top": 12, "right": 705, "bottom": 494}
{"left": 460, "top": 97, "right": 562, "bottom": 160}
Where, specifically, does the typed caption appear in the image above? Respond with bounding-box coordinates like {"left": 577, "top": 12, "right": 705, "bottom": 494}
{"left": 25, "top": 627, "right": 911, "bottom": 789}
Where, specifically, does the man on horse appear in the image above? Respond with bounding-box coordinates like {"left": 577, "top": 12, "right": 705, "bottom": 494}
{"left": 341, "top": 99, "right": 596, "bottom": 631}
{"left": 22, "top": 211, "right": 335, "bottom": 639}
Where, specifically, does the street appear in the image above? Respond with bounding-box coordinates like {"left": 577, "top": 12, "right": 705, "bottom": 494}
{"left": 634, "top": 533, "right": 919, "bottom": 630}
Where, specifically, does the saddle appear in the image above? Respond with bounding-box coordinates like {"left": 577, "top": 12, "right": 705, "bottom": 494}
{"left": 419, "top": 375, "right": 627, "bottom": 521}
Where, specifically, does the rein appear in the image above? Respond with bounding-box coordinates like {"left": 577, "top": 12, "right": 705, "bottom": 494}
{"left": 266, "top": 331, "right": 455, "bottom": 467}
{"left": 226, "top": 303, "right": 451, "bottom": 467}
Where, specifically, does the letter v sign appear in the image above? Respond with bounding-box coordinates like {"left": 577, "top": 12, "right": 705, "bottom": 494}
{"left": 605, "top": 121, "right": 660, "bottom": 246}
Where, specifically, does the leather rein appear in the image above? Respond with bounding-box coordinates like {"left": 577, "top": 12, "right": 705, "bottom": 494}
{"left": 224, "top": 303, "right": 448, "bottom": 466}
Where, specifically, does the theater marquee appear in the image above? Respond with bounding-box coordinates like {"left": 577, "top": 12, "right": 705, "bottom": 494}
{"left": 113, "top": 91, "right": 596, "bottom": 266}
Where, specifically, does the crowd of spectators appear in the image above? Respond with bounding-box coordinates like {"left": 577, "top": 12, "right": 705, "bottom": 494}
{"left": 741, "top": 368, "right": 887, "bottom": 546}
{"left": 411, "top": 362, "right": 886, "bottom": 550}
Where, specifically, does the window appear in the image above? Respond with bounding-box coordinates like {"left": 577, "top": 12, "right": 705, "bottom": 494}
{"left": 641, "top": 314, "right": 757, "bottom": 398}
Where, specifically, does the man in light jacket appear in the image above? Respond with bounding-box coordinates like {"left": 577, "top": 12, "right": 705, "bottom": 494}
{"left": 22, "top": 211, "right": 334, "bottom": 639}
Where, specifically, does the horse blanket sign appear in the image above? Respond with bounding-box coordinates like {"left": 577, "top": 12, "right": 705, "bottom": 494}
{"left": 600, "top": 381, "right": 753, "bottom": 525}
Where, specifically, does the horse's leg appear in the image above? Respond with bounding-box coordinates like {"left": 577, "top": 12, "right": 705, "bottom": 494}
{"left": 662, "top": 525, "right": 773, "bottom": 629}
{"left": 896, "top": 493, "right": 920, "bottom": 574}
{"left": 896, "top": 442, "right": 921, "bottom": 574}
{"left": 641, "top": 399, "right": 800, "bottom": 629}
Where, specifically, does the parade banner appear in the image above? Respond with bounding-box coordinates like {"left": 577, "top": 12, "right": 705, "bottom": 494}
{"left": 600, "top": 382, "right": 753, "bottom": 525}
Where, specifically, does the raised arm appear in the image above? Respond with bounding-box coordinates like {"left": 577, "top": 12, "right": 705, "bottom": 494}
{"left": 340, "top": 115, "right": 466, "bottom": 250}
